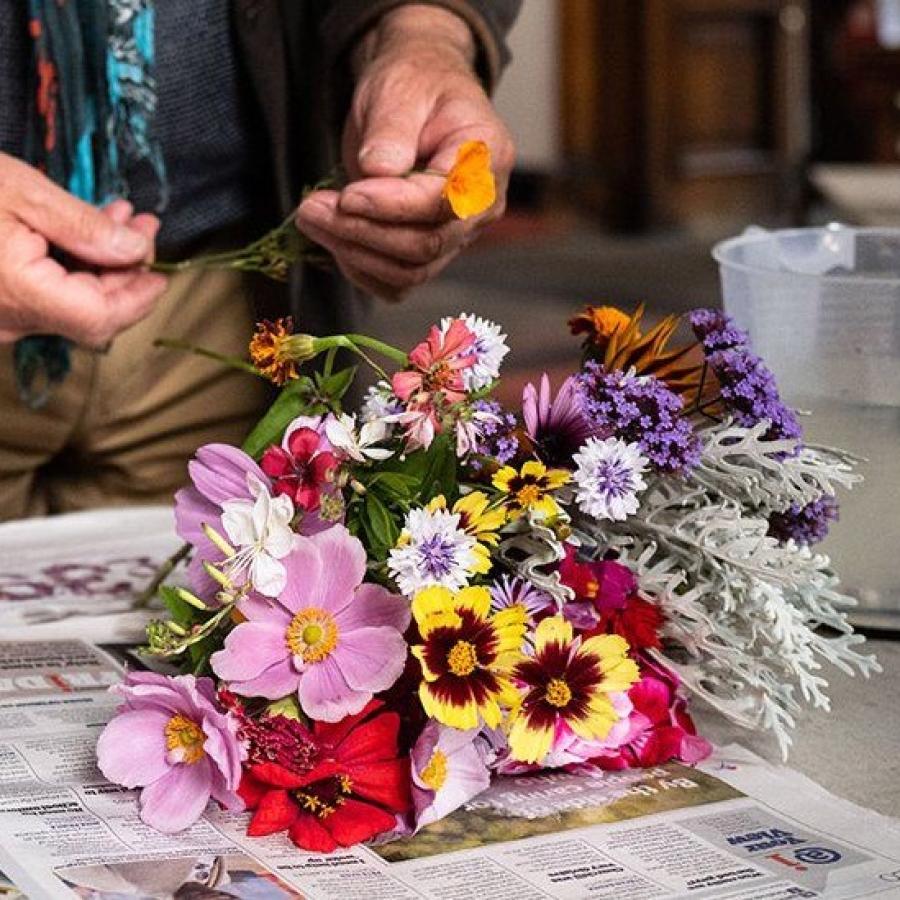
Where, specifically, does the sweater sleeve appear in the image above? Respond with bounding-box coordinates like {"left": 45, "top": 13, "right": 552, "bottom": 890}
{"left": 318, "top": 0, "right": 522, "bottom": 92}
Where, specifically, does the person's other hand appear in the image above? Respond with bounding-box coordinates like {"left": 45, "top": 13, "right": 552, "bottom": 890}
{"left": 296, "top": 5, "right": 515, "bottom": 301}
{"left": 0, "top": 152, "right": 167, "bottom": 347}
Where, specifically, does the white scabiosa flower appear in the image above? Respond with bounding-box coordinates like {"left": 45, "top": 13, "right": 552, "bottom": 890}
{"left": 441, "top": 313, "right": 509, "bottom": 391}
{"left": 388, "top": 507, "right": 479, "bottom": 596}
{"left": 572, "top": 437, "right": 649, "bottom": 522}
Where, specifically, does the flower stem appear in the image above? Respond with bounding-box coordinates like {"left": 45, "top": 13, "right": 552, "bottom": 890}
{"left": 155, "top": 338, "right": 261, "bottom": 375}
{"left": 134, "top": 542, "right": 191, "bottom": 609}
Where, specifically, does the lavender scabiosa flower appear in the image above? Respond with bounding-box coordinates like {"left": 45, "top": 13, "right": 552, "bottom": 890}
{"left": 577, "top": 363, "right": 701, "bottom": 474}
{"left": 689, "top": 308, "right": 749, "bottom": 353}
{"left": 469, "top": 399, "right": 519, "bottom": 470}
{"left": 522, "top": 374, "right": 593, "bottom": 468}
{"left": 706, "top": 348, "right": 802, "bottom": 444}
{"left": 572, "top": 437, "right": 649, "bottom": 521}
{"left": 768, "top": 495, "right": 839, "bottom": 547}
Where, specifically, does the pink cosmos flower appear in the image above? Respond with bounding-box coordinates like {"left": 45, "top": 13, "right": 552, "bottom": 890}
{"left": 522, "top": 374, "right": 593, "bottom": 468}
{"left": 211, "top": 525, "right": 410, "bottom": 722}
{"left": 96, "top": 672, "right": 244, "bottom": 833}
{"left": 411, "top": 722, "right": 490, "bottom": 830}
{"left": 392, "top": 319, "right": 476, "bottom": 406}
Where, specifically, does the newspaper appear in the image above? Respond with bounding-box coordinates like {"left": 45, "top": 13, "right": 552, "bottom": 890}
{"left": 0, "top": 640, "right": 898, "bottom": 900}
{"left": 0, "top": 507, "right": 179, "bottom": 643}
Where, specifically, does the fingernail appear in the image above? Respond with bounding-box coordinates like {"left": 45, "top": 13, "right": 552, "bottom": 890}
{"left": 341, "top": 192, "right": 373, "bottom": 216}
{"left": 112, "top": 226, "right": 148, "bottom": 257}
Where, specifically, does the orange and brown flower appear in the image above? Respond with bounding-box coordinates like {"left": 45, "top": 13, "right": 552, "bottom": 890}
{"left": 249, "top": 318, "right": 316, "bottom": 385}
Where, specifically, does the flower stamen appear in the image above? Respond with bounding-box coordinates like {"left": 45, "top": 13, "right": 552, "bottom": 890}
{"left": 286, "top": 608, "right": 339, "bottom": 663}
{"left": 164, "top": 714, "right": 205, "bottom": 765}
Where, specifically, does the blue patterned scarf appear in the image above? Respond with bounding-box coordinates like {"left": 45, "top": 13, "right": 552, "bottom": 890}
{"left": 17, "top": 0, "right": 166, "bottom": 407}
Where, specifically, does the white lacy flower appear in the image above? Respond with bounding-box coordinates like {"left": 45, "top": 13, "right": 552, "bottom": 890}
{"left": 572, "top": 437, "right": 648, "bottom": 522}
{"left": 220, "top": 477, "right": 295, "bottom": 596}
{"left": 388, "top": 507, "right": 479, "bottom": 595}
{"left": 325, "top": 413, "right": 393, "bottom": 463}
{"left": 441, "top": 313, "right": 509, "bottom": 391}
{"left": 361, "top": 381, "right": 402, "bottom": 423}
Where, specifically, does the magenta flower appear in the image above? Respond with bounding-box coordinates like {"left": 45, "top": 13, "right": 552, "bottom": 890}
{"left": 522, "top": 374, "right": 593, "bottom": 468}
{"left": 96, "top": 672, "right": 244, "bottom": 833}
{"left": 211, "top": 525, "right": 410, "bottom": 722}
{"left": 411, "top": 722, "right": 490, "bottom": 830}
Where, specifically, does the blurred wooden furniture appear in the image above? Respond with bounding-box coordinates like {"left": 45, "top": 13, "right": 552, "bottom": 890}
{"left": 561, "top": 0, "right": 811, "bottom": 231}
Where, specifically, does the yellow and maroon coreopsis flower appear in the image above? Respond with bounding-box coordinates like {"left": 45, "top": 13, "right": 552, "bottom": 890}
{"left": 249, "top": 317, "right": 316, "bottom": 385}
{"left": 507, "top": 617, "right": 640, "bottom": 764}
{"left": 411, "top": 586, "right": 526, "bottom": 730}
{"left": 492, "top": 460, "right": 570, "bottom": 520}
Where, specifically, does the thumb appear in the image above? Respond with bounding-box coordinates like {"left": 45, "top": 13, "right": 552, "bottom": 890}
{"left": 356, "top": 87, "right": 431, "bottom": 177}
{"left": 14, "top": 164, "right": 150, "bottom": 266}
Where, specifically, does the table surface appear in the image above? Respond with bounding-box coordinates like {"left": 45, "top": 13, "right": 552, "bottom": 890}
{"left": 698, "top": 638, "right": 900, "bottom": 818}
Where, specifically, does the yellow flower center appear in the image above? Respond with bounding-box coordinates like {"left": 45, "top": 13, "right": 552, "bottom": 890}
{"left": 164, "top": 714, "right": 205, "bottom": 765}
{"left": 516, "top": 484, "right": 541, "bottom": 507}
{"left": 420, "top": 749, "right": 449, "bottom": 791}
{"left": 447, "top": 639, "right": 479, "bottom": 677}
{"left": 294, "top": 774, "right": 353, "bottom": 820}
{"left": 286, "top": 608, "right": 339, "bottom": 663}
{"left": 545, "top": 677, "right": 573, "bottom": 709}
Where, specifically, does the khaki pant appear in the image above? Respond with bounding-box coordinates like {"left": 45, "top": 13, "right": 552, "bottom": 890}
{"left": 0, "top": 266, "right": 270, "bottom": 521}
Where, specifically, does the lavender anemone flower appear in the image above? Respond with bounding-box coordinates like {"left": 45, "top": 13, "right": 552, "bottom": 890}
{"left": 96, "top": 672, "right": 244, "bottom": 833}
{"left": 522, "top": 374, "right": 593, "bottom": 467}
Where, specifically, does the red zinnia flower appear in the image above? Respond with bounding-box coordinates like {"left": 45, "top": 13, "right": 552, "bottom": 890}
{"left": 238, "top": 701, "right": 411, "bottom": 853}
{"left": 592, "top": 596, "right": 665, "bottom": 651}
{"left": 260, "top": 426, "right": 337, "bottom": 511}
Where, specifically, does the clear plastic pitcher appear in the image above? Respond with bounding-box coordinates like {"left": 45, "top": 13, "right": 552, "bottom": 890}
{"left": 713, "top": 225, "right": 900, "bottom": 627}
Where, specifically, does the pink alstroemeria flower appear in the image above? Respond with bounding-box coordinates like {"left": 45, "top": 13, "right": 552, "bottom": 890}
{"left": 96, "top": 672, "right": 244, "bottom": 833}
{"left": 211, "top": 525, "right": 410, "bottom": 722}
{"left": 392, "top": 319, "right": 476, "bottom": 406}
{"left": 411, "top": 722, "right": 490, "bottom": 830}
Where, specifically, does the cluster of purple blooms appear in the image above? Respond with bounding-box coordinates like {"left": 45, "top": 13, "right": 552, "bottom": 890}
{"left": 689, "top": 309, "right": 802, "bottom": 444}
{"left": 470, "top": 399, "right": 519, "bottom": 469}
{"left": 768, "top": 495, "right": 839, "bottom": 547}
{"left": 576, "top": 362, "right": 702, "bottom": 475}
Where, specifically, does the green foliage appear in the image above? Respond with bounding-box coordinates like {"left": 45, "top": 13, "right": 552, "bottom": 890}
{"left": 242, "top": 376, "right": 318, "bottom": 458}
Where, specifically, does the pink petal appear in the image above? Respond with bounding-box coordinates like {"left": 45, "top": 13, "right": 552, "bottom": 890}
{"left": 307, "top": 526, "right": 366, "bottom": 616}
{"left": 201, "top": 718, "right": 242, "bottom": 790}
{"left": 229, "top": 658, "right": 301, "bottom": 700}
{"left": 333, "top": 626, "right": 408, "bottom": 693}
{"left": 190, "top": 444, "right": 266, "bottom": 505}
{"left": 335, "top": 583, "right": 410, "bottom": 633}
{"left": 277, "top": 539, "right": 324, "bottom": 613}
{"left": 210, "top": 621, "right": 289, "bottom": 682}
{"left": 96, "top": 709, "right": 171, "bottom": 788}
{"left": 297, "top": 658, "right": 371, "bottom": 723}
{"left": 238, "top": 593, "right": 291, "bottom": 625}
{"left": 392, "top": 370, "right": 422, "bottom": 402}
{"left": 139, "top": 759, "right": 213, "bottom": 833}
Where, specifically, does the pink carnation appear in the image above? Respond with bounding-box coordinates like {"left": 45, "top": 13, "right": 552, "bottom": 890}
{"left": 211, "top": 525, "right": 410, "bottom": 722}
{"left": 96, "top": 672, "right": 244, "bottom": 833}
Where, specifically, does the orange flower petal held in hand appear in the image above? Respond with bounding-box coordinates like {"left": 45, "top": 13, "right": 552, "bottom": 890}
{"left": 442, "top": 140, "right": 496, "bottom": 220}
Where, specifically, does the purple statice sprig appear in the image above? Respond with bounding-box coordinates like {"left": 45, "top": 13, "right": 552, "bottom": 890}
{"left": 468, "top": 399, "right": 519, "bottom": 471}
{"left": 768, "top": 495, "right": 839, "bottom": 547}
{"left": 688, "top": 308, "right": 749, "bottom": 353}
{"left": 576, "top": 363, "right": 702, "bottom": 475}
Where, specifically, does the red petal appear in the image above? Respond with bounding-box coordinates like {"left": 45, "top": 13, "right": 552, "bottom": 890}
{"left": 314, "top": 700, "right": 383, "bottom": 749}
{"left": 287, "top": 427, "right": 321, "bottom": 461}
{"left": 295, "top": 484, "right": 321, "bottom": 511}
{"left": 249, "top": 760, "right": 341, "bottom": 789}
{"left": 333, "top": 711, "right": 400, "bottom": 765}
{"left": 289, "top": 812, "right": 338, "bottom": 853}
{"left": 237, "top": 772, "right": 267, "bottom": 809}
{"left": 260, "top": 446, "right": 292, "bottom": 478}
{"left": 247, "top": 789, "right": 299, "bottom": 836}
{"left": 346, "top": 758, "right": 411, "bottom": 812}
{"left": 324, "top": 798, "right": 397, "bottom": 847}
{"left": 310, "top": 452, "right": 337, "bottom": 482}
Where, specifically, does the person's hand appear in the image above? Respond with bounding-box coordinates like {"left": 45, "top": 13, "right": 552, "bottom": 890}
{"left": 295, "top": 5, "right": 515, "bottom": 301}
{"left": 0, "top": 152, "right": 167, "bottom": 347}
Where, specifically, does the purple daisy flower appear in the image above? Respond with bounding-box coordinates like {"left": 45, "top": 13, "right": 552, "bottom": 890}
{"left": 211, "top": 525, "right": 410, "bottom": 722}
{"left": 489, "top": 575, "right": 556, "bottom": 622}
{"left": 576, "top": 363, "right": 702, "bottom": 474}
{"left": 96, "top": 672, "right": 244, "bottom": 833}
{"left": 522, "top": 373, "right": 593, "bottom": 467}
{"left": 768, "top": 495, "right": 839, "bottom": 547}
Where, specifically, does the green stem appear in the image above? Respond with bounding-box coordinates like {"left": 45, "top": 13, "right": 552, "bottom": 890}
{"left": 155, "top": 338, "right": 261, "bottom": 375}
{"left": 134, "top": 542, "right": 191, "bottom": 609}
{"left": 344, "top": 334, "right": 408, "bottom": 366}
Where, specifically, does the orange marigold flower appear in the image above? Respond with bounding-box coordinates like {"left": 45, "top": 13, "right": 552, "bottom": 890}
{"left": 249, "top": 317, "right": 315, "bottom": 385}
{"left": 569, "top": 305, "right": 632, "bottom": 350}
{"left": 442, "top": 140, "right": 496, "bottom": 220}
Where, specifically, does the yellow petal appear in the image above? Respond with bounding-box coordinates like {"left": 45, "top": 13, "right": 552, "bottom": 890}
{"left": 492, "top": 466, "right": 517, "bottom": 492}
{"left": 454, "top": 586, "right": 492, "bottom": 619}
{"left": 520, "top": 459, "right": 547, "bottom": 480}
{"left": 426, "top": 495, "right": 448, "bottom": 513}
{"left": 532, "top": 496, "right": 561, "bottom": 519}
{"left": 508, "top": 713, "right": 554, "bottom": 764}
{"left": 597, "top": 657, "right": 641, "bottom": 693}
{"left": 544, "top": 469, "right": 572, "bottom": 489}
{"left": 534, "top": 616, "right": 573, "bottom": 654}
{"left": 471, "top": 544, "right": 493, "bottom": 575}
{"left": 581, "top": 633, "right": 631, "bottom": 661}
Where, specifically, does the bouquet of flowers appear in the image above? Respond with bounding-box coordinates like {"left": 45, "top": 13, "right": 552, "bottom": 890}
{"left": 96, "top": 297, "right": 879, "bottom": 852}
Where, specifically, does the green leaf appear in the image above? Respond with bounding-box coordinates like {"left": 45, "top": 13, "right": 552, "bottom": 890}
{"left": 159, "top": 585, "right": 198, "bottom": 628}
{"left": 365, "top": 471, "right": 419, "bottom": 501}
{"left": 365, "top": 491, "right": 400, "bottom": 557}
{"left": 266, "top": 695, "right": 303, "bottom": 720}
{"left": 316, "top": 366, "right": 358, "bottom": 402}
{"left": 419, "top": 433, "right": 458, "bottom": 502}
{"left": 241, "top": 377, "right": 317, "bottom": 458}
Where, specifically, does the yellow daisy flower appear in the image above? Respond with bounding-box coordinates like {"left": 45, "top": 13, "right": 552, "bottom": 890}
{"left": 411, "top": 586, "right": 526, "bottom": 730}
{"left": 492, "top": 460, "right": 570, "bottom": 519}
